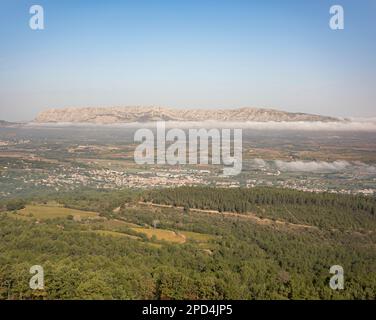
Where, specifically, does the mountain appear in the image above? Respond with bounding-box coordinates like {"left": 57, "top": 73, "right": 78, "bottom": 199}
{"left": 0, "top": 120, "right": 19, "bottom": 127}
{"left": 34, "top": 106, "right": 340, "bottom": 124}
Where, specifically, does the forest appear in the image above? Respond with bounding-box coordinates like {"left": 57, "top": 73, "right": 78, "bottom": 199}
{"left": 0, "top": 187, "right": 375, "bottom": 300}
{"left": 143, "top": 187, "right": 376, "bottom": 231}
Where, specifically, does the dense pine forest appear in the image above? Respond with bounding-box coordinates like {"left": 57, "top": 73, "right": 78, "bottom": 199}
{"left": 0, "top": 187, "right": 375, "bottom": 300}
{"left": 144, "top": 187, "right": 376, "bottom": 231}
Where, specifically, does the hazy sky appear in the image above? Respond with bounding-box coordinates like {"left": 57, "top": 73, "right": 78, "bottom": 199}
{"left": 0, "top": 0, "right": 375, "bottom": 121}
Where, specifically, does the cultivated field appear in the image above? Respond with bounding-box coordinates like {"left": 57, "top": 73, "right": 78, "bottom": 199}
{"left": 16, "top": 204, "right": 100, "bottom": 220}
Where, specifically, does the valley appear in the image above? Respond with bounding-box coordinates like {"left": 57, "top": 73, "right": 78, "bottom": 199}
{"left": 0, "top": 124, "right": 375, "bottom": 300}
{"left": 1, "top": 126, "right": 375, "bottom": 198}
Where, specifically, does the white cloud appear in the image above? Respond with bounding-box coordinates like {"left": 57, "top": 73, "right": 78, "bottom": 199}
{"left": 28, "top": 120, "right": 376, "bottom": 132}
{"left": 250, "top": 158, "right": 267, "bottom": 167}
{"left": 273, "top": 160, "right": 351, "bottom": 172}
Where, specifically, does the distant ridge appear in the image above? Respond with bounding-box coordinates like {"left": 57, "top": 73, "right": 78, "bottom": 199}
{"left": 34, "top": 106, "right": 340, "bottom": 124}
{"left": 0, "top": 120, "right": 19, "bottom": 127}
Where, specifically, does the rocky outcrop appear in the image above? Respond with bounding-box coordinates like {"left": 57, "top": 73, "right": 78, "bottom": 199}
{"left": 34, "top": 106, "right": 340, "bottom": 124}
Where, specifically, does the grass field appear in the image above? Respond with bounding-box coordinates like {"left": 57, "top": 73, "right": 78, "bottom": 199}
{"left": 131, "top": 227, "right": 186, "bottom": 244}
{"left": 94, "top": 219, "right": 140, "bottom": 230}
{"left": 17, "top": 204, "right": 100, "bottom": 220}
{"left": 87, "top": 230, "right": 163, "bottom": 249}
{"left": 10, "top": 204, "right": 215, "bottom": 248}
{"left": 130, "top": 227, "right": 216, "bottom": 244}
{"left": 178, "top": 230, "right": 216, "bottom": 242}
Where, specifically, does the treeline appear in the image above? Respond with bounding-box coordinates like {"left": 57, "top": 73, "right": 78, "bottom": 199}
{"left": 143, "top": 187, "right": 376, "bottom": 231}
{"left": 0, "top": 188, "right": 140, "bottom": 217}
{"left": 53, "top": 189, "right": 139, "bottom": 215}
{"left": 144, "top": 187, "right": 376, "bottom": 216}
{"left": 0, "top": 199, "right": 26, "bottom": 212}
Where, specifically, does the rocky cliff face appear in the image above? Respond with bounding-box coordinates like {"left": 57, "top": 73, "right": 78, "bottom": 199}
{"left": 34, "top": 106, "right": 339, "bottom": 124}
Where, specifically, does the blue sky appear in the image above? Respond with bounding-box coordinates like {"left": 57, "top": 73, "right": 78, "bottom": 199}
{"left": 0, "top": 0, "right": 375, "bottom": 121}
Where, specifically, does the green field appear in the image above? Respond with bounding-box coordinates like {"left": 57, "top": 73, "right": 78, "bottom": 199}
{"left": 128, "top": 226, "right": 216, "bottom": 245}
{"left": 131, "top": 227, "right": 186, "bottom": 243}
{"left": 16, "top": 204, "right": 100, "bottom": 220}
{"left": 179, "top": 230, "right": 216, "bottom": 242}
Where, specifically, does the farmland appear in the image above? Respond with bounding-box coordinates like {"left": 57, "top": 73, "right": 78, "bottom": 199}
{"left": 16, "top": 204, "right": 100, "bottom": 220}
{"left": 1, "top": 127, "right": 376, "bottom": 198}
